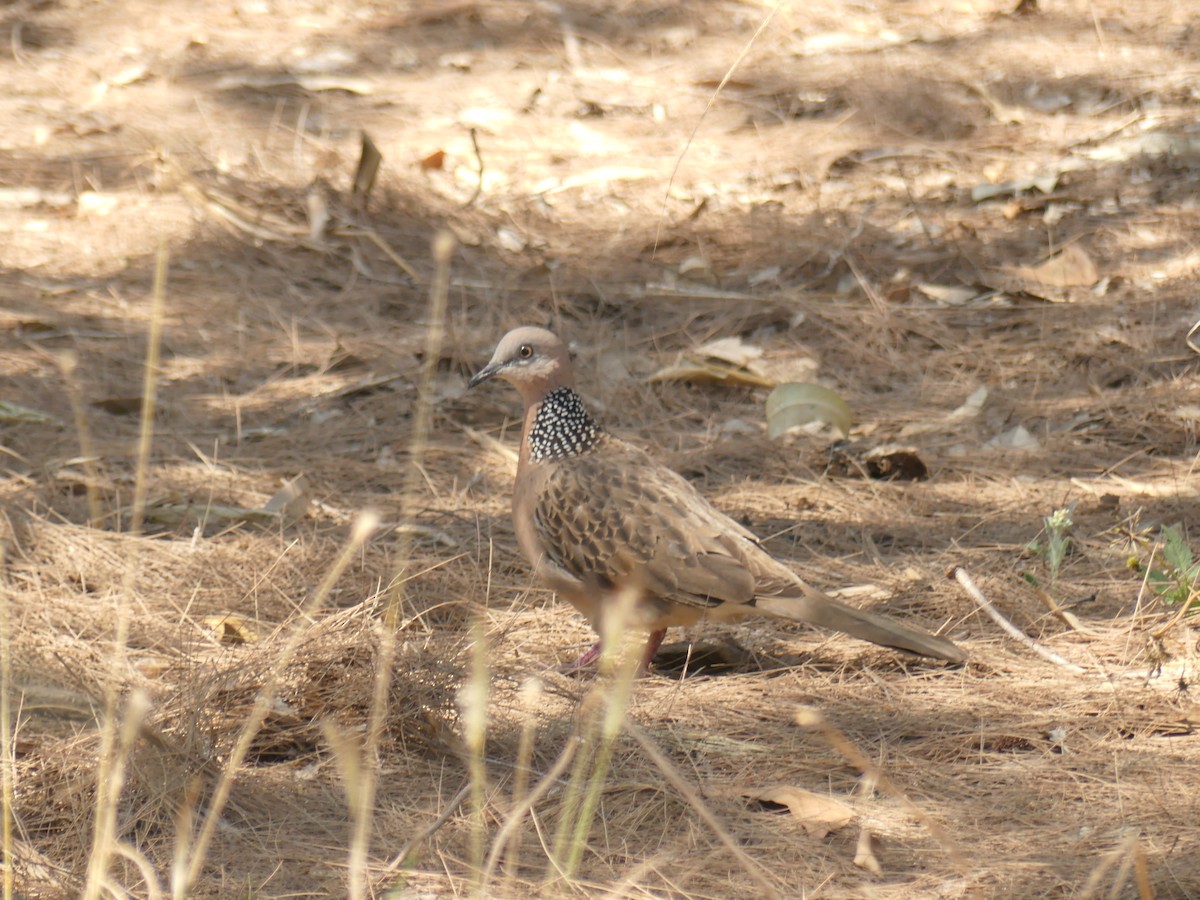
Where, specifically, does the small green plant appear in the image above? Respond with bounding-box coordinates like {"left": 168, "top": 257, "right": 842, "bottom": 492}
{"left": 1024, "top": 506, "right": 1075, "bottom": 590}
{"left": 1144, "top": 524, "right": 1200, "bottom": 608}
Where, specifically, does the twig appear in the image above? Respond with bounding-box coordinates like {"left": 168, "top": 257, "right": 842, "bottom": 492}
{"left": 624, "top": 722, "right": 783, "bottom": 900}
{"left": 481, "top": 735, "right": 581, "bottom": 883}
{"left": 383, "top": 780, "right": 472, "bottom": 873}
{"left": 794, "top": 707, "right": 970, "bottom": 873}
{"left": 948, "top": 566, "right": 1085, "bottom": 673}
{"left": 462, "top": 127, "right": 483, "bottom": 208}
{"left": 653, "top": 0, "right": 785, "bottom": 256}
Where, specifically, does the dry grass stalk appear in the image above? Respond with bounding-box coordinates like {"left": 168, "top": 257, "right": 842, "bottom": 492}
{"left": 83, "top": 243, "right": 168, "bottom": 900}
{"left": 3, "top": 2, "right": 1200, "bottom": 895}
{"left": 349, "top": 229, "right": 455, "bottom": 899}
{"left": 175, "top": 511, "right": 379, "bottom": 898}
{"left": 0, "top": 543, "right": 12, "bottom": 900}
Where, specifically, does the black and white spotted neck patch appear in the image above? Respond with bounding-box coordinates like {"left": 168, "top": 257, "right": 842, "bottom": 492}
{"left": 529, "top": 387, "right": 603, "bottom": 461}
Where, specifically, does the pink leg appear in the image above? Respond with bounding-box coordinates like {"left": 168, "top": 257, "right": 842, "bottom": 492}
{"left": 564, "top": 640, "right": 604, "bottom": 671}
{"left": 640, "top": 629, "right": 667, "bottom": 671}
{"left": 563, "top": 630, "right": 667, "bottom": 673}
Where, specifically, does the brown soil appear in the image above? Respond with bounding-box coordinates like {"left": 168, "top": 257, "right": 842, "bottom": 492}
{"left": 3, "top": 0, "right": 1200, "bottom": 897}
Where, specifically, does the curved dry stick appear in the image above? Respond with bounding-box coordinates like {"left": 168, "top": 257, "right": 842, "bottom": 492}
{"left": 625, "top": 722, "right": 783, "bottom": 900}
{"left": 382, "top": 780, "right": 472, "bottom": 874}
{"left": 948, "top": 565, "right": 1085, "bottom": 673}
{"left": 480, "top": 735, "right": 581, "bottom": 884}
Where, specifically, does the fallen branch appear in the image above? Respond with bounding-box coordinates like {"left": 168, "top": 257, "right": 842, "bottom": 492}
{"left": 948, "top": 565, "right": 1085, "bottom": 673}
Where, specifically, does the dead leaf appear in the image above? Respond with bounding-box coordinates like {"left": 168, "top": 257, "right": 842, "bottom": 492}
{"left": 678, "top": 254, "right": 713, "bottom": 280}
{"left": 146, "top": 478, "right": 309, "bottom": 530}
{"left": 262, "top": 475, "right": 310, "bottom": 526}
{"left": 533, "top": 165, "right": 656, "bottom": 196}
{"left": 1033, "top": 586, "right": 1091, "bottom": 633}
{"left": 646, "top": 359, "right": 775, "bottom": 389}
{"left": 766, "top": 383, "right": 852, "bottom": 439}
{"left": 694, "top": 336, "right": 764, "bottom": 369}
{"left": 352, "top": 132, "right": 382, "bottom": 201}
{"left": 78, "top": 191, "right": 118, "bottom": 216}
{"left": 306, "top": 189, "right": 329, "bottom": 242}
{"left": 854, "top": 828, "right": 884, "bottom": 875}
{"left": 419, "top": 149, "right": 447, "bottom": 170}
{"left": 215, "top": 73, "right": 374, "bottom": 94}
{"left": 947, "top": 386, "right": 988, "bottom": 421}
{"left": 914, "top": 283, "right": 985, "bottom": 306}
{"left": 743, "top": 785, "right": 855, "bottom": 838}
{"left": 145, "top": 502, "right": 279, "bottom": 528}
{"left": 202, "top": 614, "right": 259, "bottom": 645}
{"left": 496, "top": 227, "right": 526, "bottom": 253}
{"left": 0, "top": 187, "right": 74, "bottom": 208}
{"left": 1012, "top": 244, "right": 1098, "bottom": 289}
{"left": 108, "top": 62, "right": 150, "bottom": 87}
{"left": 971, "top": 172, "right": 1059, "bottom": 202}
{"left": 986, "top": 424, "right": 1040, "bottom": 450}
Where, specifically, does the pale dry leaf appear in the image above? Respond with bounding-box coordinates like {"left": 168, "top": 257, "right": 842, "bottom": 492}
{"left": 971, "top": 172, "right": 1059, "bottom": 202}
{"left": 744, "top": 785, "right": 855, "bottom": 838}
{"left": 214, "top": 73, "right": 374, "bottom": 94}
{"left": 1012, "top": 244, "right": 1098, "bottom": 289}
{"left": 695, "top": 336, "right": 764, "bottom": 369}
{"left": 496, "top": 227, "right": 526, "bottom": 253}
{"left": 765, "top": 383, "right": 852, "bottom": 439}
{"left": 947, "top": 386, "right": 988, "bottom": 421}
{"left": 78, "top": 191, "right": 118, "bottom": 216}
{"left": 145, "top": 502, "right": 279, "bottom": 528}
{"left": 262, "top": 475, "right": 310, "bottom": 525}
{"left": 306, "top": 190, "right": 329, "bottom": 243}
{"left": 829, "top": 584, "right": 892, "bottom": 602}
{"left": 110, "top": 62, "right": 150, "bottom": 86}
{"left": 678, "top": 254, "right": 712, "bottom": 278}
{"left": 646, "top": 359, "right": 775, "bottom": 389}
{"left": 914, "top": 283, "right": 981, "bottom": 306}
{"left": 0, "top": 187, "right": 73, "bottom": 208}
{"left": 201, "top": 614, "right": 259, "bottom": 645}
{"left": 986, "top": 424, "right": 1040, "bottom": 451}
{"left": 748, "top": 265, "right": 781, "bottom": 286}
{"left": 1033, "top": 587, "right": 1090, "bottom": 634}
{"left": 854, "top": 828, "right": 883, "bottom": 875}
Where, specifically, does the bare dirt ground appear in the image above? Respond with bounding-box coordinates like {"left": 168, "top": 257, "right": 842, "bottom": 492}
{"left": 3, "top": 0, "right": 1200, "bottom": 897}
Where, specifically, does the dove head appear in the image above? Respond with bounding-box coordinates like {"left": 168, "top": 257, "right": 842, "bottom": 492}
{"left": 468, "top": 326, "right": 576, "bottom": 407}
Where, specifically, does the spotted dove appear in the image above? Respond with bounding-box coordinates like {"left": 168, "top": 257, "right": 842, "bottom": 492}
{"left": 469, "top": 326, "right": 965, "bottom": 669}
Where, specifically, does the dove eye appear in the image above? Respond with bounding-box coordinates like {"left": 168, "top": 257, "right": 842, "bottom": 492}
{"left": 518, "top": 344, "right": 534, "bottom": 360}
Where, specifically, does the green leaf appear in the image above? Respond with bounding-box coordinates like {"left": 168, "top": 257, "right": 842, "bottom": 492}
{"left": 0, "top": 400, "right": 56, "bottom": 424}
{"left": 1147, "top": 568, "right": 1172, "bottom": 588}
{"left": 765, "top": 383, "right": 852, "bottom": 439}
{"left": 1161, "top": 524, "right": 1193, "bottom": 574}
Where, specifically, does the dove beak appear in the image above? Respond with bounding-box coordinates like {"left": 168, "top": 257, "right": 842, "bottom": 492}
{"left": 468, "top": 361, "right": 503, "bottom": 388}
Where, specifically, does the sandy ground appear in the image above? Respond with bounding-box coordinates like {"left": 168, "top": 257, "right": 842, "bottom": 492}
{"left": 2, "top": 0, "right": 1200, "bottom": 896}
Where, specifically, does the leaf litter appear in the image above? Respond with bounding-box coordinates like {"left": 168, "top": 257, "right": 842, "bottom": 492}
{"left": 2, "top": 0, "right": 1200, "bottom": 897}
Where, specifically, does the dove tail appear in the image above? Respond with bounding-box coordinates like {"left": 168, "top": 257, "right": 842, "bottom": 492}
{"left": 755, "top": 591, "right": 965, "bottom": 663}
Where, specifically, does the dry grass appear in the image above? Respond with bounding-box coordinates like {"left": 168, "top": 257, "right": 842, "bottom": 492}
{"left": 2, "top": 0, "right": 1200, "bottom": 896}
